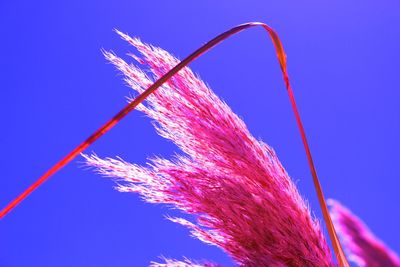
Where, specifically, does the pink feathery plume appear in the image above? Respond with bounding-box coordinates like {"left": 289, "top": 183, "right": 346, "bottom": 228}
{"left": 329, "top": 200, "right": 400, "bottom": 267}
{"left": 84, "top": 31, "right": 334, "bottom": 266}
{"left": 150, "top": 258, "right": 218, "bottom": 267}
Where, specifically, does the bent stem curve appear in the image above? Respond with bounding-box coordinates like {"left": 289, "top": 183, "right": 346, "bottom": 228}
{"left": 0, "top": 21, "right": 348, "bottom": 267}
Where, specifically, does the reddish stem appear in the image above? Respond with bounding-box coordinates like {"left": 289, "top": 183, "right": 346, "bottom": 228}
{"left": 0, "top": 22, "right": 348, "bottom": 266}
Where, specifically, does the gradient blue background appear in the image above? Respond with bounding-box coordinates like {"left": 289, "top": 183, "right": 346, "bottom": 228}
{"left": 0, "top": 1, "right": 399, "bottom": 266}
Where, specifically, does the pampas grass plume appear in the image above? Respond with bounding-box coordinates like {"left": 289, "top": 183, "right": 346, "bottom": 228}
{"left": 84, "top": 31, "right": 334, "bottom": 266}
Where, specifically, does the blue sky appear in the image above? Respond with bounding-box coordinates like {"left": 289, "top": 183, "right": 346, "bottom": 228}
{"left": 0, "top": 1, "right": 399, "bottom": 266}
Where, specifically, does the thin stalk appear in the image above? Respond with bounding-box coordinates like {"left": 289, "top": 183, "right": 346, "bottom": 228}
{"left": 0, "top": 22, "right": 348, "bottom": 266}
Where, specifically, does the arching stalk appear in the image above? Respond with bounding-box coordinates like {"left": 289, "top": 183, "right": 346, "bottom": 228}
{"left": 0, "top": 22, "right": 348, "bottom": 267}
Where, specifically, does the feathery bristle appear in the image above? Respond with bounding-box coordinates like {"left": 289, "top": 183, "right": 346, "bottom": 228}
{"left": 329, "top": 200, "right": 400, "bottom": 267}
{"left": 85, "top": 33, "right": 334, "bottom": 266}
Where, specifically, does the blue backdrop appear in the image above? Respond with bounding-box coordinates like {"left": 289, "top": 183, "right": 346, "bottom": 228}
{"left": 0, "top": 1, "right": 399, "bottom": 266}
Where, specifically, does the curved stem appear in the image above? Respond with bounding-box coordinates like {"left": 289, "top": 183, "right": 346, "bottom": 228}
{"left": 0, "top": 22, "right": 348, "bottom": 266}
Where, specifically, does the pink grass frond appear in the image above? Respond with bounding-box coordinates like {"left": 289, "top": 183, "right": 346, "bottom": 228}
{"left": 85, "top": 33, "right": 334, "bottom": 266}
{"left": 329, "top": 200, "right": 400, "bottom": 267}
